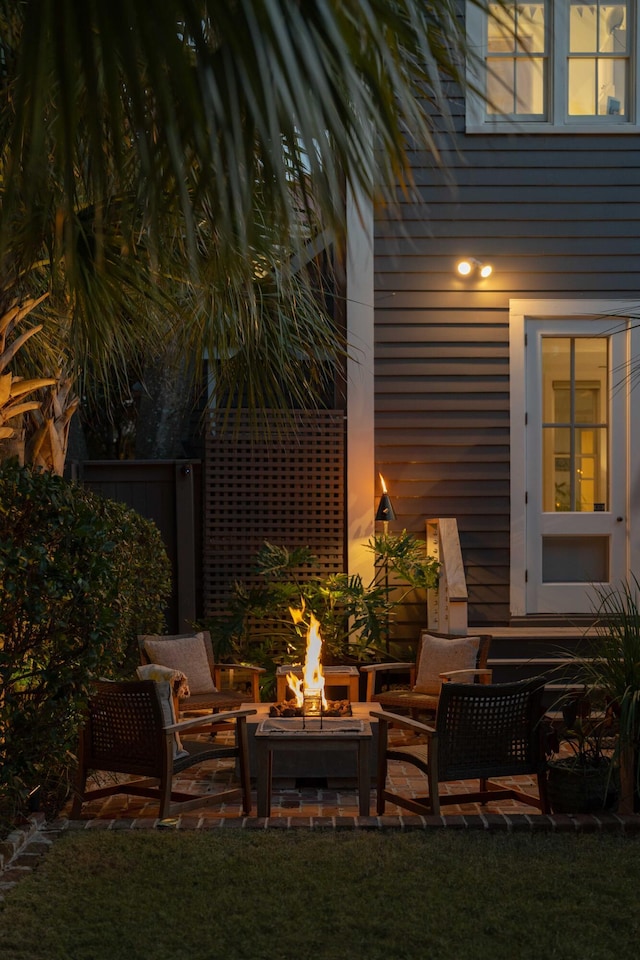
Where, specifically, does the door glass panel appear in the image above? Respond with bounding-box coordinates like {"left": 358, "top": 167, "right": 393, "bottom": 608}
{"left": 542, "top": 536, "right": 609, "bottom": 583}
{"left": 541, "top": 337, "right": 609, "bottom": 512}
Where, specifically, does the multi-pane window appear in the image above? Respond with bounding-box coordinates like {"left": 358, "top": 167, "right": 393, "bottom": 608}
{"left": 467, "top": 1, "right": 635, "bottom": 129}
{"left": 568, "top": 0, "right": 628, "bottom": 116}
{"left": 486, "top": 2, "right": 547, "bottom": 116}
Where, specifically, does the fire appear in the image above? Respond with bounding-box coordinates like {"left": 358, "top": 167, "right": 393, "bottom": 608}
{"left": 379, "top": 472, "right": 388, "bottom": 494}
{"left": 286, "top": 608, "right": 328, "bottom": 712}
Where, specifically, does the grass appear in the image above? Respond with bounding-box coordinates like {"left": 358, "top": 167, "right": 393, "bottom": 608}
{"left": 1, "top": 829, "right": 640, "bottom": 960}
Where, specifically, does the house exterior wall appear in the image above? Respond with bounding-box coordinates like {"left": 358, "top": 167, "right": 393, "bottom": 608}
{"left": 373, "top": 115, "right": 640, "bottom": 627}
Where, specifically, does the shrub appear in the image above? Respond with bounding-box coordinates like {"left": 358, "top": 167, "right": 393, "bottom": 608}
{"left": 0, "top": 459, "right": 171, "bottom": 827}
{"left": 81, "top": 492, "right": 172, "bottom": 671}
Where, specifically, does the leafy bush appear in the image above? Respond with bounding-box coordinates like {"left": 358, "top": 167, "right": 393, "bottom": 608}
{"left": 0, "top": 459, "right": 171, "bottom": 827}
{"left": 82, "top": 493, "right": 172, "bottom": 671}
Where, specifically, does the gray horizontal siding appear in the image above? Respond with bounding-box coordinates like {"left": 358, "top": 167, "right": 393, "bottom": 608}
{"left": 374, "top": 123, "right": 640, "bottom": 628}
{"left": 377, "top": 219, "right": 640, "bottom": 237}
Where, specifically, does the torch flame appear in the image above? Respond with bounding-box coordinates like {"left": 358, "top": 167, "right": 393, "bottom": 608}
{"left": 286, "top": 609, "right": 327, "bottom": 710}
{"left": 379, "top": 473, "right": 388, "bottom": 494}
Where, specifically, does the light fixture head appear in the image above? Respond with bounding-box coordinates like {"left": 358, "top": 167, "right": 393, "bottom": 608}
{"left": 375, "top": 493, "right": 396, "bottom": 522}
{"left": 456, "top": 257, "right": 493, "bottom": 279}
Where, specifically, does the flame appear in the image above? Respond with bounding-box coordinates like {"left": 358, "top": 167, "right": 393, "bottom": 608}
{"left": 379, "top": 472, "right": 388, "bottom": 494}
{"left": 286, "top": 609, "right": 327, "bottom": 710}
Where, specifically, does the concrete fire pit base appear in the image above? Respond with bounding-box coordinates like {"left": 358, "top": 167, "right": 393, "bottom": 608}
{"left": 244, "top": 702, "right": 378, "bottom": 787}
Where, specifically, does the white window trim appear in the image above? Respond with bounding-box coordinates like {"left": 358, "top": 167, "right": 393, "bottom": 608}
{"left": 509, "top": 298, "right": 640, "bottom": 617}
{"left": 466, "top": 1, "right": 640, "bottom": 133}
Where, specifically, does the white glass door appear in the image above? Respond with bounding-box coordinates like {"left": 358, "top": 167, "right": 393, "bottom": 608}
{"left": 524, "top": 318, "right": 628, "bottom": 614}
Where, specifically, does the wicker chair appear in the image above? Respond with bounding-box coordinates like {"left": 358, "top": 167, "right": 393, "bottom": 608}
{"left": 71, "top": 680, "right": 256, "bottom": 818}
{"left": 372, "top": 678, "right": 550, "bottom": 816}
{"left": 138, "top": 631, "right": 264, "bottom": 715}
{"left": 361, "top": 631, "right": 492, "bottom": 717}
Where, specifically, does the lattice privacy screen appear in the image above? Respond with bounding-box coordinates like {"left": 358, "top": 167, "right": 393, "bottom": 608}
{"left": 203, "top": 410, "right": 346, "bottom": 618}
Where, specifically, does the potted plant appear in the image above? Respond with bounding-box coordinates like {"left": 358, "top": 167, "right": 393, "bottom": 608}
{"left": 569, "top": 576, "right": 640, "bottom": 814}
{"left": 545, "top": 690, "right": 618, "bottom": 815}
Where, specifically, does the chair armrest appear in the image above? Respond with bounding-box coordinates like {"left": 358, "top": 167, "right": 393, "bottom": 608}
{"left": 369, "top": 709, "right": 435, "bottom": 737}
{"left": 216, "top": 663, "right": 266, "bottom": 675}
{"left": 439, "top": 668, "right": 493, "bottom": 683}
{"left": 361, "top": 662, "right": 414, "bottom": 701}
{"left": 168, "top": 707, "right": 258, "bottom": 734}
{"left": 360, "top": 662, "right": 413, "bottom": 673}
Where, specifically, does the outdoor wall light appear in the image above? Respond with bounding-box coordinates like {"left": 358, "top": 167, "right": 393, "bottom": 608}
{"left": 375, "top": 473, "right": 396, "bottom": 527}
{"left": 375, "top": 474, "right": 396, "bottom": 653}
{"left": 456, "top": 257, "right": 493, "bottom": 279}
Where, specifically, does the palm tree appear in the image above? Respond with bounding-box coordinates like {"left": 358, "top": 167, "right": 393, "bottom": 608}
{"left": 0, "top": 1, "right": 477, "bottom": 450}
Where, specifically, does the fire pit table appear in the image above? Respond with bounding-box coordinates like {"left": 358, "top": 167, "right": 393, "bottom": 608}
{"left": 255, "top": 715, "right": 373, "bottom": 817}
{"left": 244, "top": 702, "right": 378, "bottom": 785}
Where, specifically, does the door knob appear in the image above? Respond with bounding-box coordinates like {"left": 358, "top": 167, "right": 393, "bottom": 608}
{"left": 616, "top": 516, "right": 624, "bottom": 522}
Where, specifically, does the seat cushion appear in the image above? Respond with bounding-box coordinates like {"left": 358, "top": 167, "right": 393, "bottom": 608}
{"left": 143, "top": 633, "right": 216, "bottom": 695}
{"left": 413, "top": 634, "right": 481, "bottom": 695}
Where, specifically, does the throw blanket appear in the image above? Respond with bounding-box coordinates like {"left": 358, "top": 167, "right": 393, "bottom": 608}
{"left": 136, "top": 663, "right": 190, "bottom": 699}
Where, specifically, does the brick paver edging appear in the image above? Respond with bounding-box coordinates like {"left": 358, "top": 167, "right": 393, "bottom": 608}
{"left": 59, "top": 812, "right": 640, "bottom": 833}
{"left": 3, "top": 811, "right": 640, "bottom": 901}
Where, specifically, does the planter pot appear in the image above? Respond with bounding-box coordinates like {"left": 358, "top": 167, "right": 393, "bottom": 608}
{"left": 547, "top": 758, "right": 618, "bottom": 814}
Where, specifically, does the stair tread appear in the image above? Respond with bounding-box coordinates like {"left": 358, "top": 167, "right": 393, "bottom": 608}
{"left": 487, "top": 656, "right": 576, "bottom": 665}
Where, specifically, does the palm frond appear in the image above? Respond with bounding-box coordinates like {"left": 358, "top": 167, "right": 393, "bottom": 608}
{"left": 0, "top": 0, "right": 475, "bottom": 265}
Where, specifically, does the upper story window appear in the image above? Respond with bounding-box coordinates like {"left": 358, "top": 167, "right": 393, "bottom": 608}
{"left": 466, "top": 1, "right": 639, "bottom": 132}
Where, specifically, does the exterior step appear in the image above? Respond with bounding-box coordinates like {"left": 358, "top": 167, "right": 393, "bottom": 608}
{"left": 484, "top": 625, "right": 596, "bottom": 660}
{"left": 479, "top": 624, "right": 598, "bottom": 706}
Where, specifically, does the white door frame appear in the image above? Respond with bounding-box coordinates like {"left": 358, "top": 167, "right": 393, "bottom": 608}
{"left": 509, "top": 299, "right": 640, "bottom": 617}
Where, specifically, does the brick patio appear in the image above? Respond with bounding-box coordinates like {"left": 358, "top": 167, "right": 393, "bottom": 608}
{"left": 61, "top": 724, "right": 555, "bottom": 825}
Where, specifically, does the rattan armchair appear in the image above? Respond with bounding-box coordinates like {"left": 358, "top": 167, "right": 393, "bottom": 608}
{"left": 361, "top": 631, "right": 492, "bottom": 717}
{"left": 138, "top": 631, "right": 264, "bottom": 715}
{"left": 72, "top": 680, "right": 256, "bottom": 819}
{"left": 372, "top": 677, "right": 550, "bottom": 816}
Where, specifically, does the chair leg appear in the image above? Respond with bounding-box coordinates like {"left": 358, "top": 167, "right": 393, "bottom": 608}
{"left": 159, "top": 739, "right": 174, "bottom": 818}
{"left": 376, "top": 720, "right": 389, "bottom": 815}
{"left": 236, "top": 717, "right": 252, "bottom": 815}
{"left": 427, "top": 750, "right": 440, "bottom": 816}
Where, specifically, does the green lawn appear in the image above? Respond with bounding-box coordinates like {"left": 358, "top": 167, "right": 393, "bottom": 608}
{"left": 1, "top": 829, "right": 638, "bottom": 960}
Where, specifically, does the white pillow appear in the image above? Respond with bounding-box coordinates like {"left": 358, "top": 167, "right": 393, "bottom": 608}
{"left": 413, "top": 634, "right": 481, "bottom": 695}
{"left": 143, "top": 633, "right": 216, "bottom": 695}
